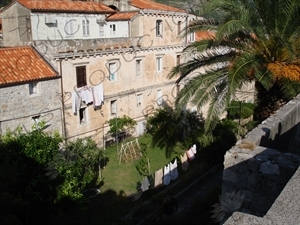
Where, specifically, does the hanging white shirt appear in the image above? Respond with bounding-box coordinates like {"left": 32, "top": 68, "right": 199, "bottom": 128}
{"left": 163, "top": 164, "right": 171, "bottom": 185}
{"left": 169, "top": 158, "right": 178, "bottom": 181}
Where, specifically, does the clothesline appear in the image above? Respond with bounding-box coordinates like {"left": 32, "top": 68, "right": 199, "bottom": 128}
{"left": 72, "top": 83, "right": 104, "bottom": 113}
{"left": 138, "top": 144, "right": 197, "bottom": 192}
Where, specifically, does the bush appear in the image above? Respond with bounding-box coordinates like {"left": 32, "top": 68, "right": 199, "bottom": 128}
{"left": 227, "top": 101, "right": 255, "bottom": 120}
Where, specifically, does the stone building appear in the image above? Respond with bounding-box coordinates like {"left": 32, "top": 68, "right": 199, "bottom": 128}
{"left": 1, "top": 0, "right": 194, "bottom": 146}
{"left": 0, "top": 45, "right": 62, "bottom": 134}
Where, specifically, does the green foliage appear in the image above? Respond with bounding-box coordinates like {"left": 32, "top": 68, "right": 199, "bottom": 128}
{"left": 107, "top": 115, "right": 137, "bottom": 136}
{"left": 146, "top": 107, "right": 205, "bottom": 157}
{"left": 227, "top": 101, "right": 255, "bottom": 120}
{"left": 47, "top": 138, "right": 104, "bottom": 202}
{"left": 198, "top": 119, "right": 238, "bottom": 165}
{"left": 0, "top": 126, "right": 103, "bottom": 224}
{"left": 169, "top": 0, "right": 300, "bottom": 131}
{"left": 0, "top": 0, "right": 11, "bottom": 7}
{"left": 136, "top": 143, "right": 151, "bottom": 176}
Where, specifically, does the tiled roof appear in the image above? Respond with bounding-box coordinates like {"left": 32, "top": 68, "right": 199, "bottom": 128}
{"left": 106, "top": 11, "right": 139, "bottom": 21}
{"left": 17, "top": 0, "right": 115, "bottom": 13}
{"left": 131, "top": 0, "right": 185, "bottom": 12}
{"left": 0, "top": 46, "right": 58, "bottom": 86}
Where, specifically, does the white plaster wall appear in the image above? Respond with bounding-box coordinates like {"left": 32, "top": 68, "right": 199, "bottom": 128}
{"left": 31, "top": 13, "right": 129, "bottom": 41}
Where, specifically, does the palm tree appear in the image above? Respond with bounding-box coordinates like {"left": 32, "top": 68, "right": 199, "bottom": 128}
{"left": 169, "top": 0, "right": 300, "bottom": 131}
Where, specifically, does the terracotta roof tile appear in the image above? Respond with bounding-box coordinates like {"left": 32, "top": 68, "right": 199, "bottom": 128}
{"left": 17, "top": 0, "right": 115, "bottom": 13}
{"left": 195, "top": 31, "right": 215, "bottom": 41}
{"left": 0, "top": 46, "right": 58, "bottom": 86}
{"left": 106, "top": 11, "right": 139, "bottom": 21}
{"left": 131, "top": 0, "right": 185, "bottom": 12}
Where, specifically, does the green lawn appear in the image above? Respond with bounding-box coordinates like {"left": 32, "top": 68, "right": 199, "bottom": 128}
{"left": 100, "top": 134, "right": 178, "bottom": 195}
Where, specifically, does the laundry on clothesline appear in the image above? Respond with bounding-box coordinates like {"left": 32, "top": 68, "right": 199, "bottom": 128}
{"left": 163, "top": 164, "right": 171, "bottom": 186}
{"left": 191, "top": 144, "right": 197, "bottom": 154}
{"left": 154, "top": 168, "right": 164, "bottom": 187}
{"left": 169, "top": 158, "right": 178, "bottom": 181}
{"left": 141, "top": 177, "right": 150, "bottom": 192}
{"left": 187, "top": 148, "right": 195, "bottom": 160}
{"left": 72, "top": 84, "right": 104, "bottom": 113}
{"left": 180, "top": 153, "right": 189, "bottom": 171}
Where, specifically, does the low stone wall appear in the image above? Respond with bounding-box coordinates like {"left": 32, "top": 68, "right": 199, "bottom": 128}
{"left": 221, "top": 95, "right": 300, "bottom": 224}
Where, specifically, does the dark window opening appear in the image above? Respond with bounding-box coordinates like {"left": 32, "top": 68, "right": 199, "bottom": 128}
{"left": 76, "top": 66, "right": 87, "bottom": 88}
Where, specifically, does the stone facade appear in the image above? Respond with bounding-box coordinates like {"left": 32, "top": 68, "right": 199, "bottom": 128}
{"left": 0, "top": 78, "right": 63, "bottom": 134}
{"left": 221, "top": 95, "right": 300, "bottom": 224}
{"left": 1, "top": 0, "right": 191, "bottom": 146}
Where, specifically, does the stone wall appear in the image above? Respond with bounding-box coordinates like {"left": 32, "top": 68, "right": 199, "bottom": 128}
{"left": 0, "top": 78, "right": 63, "bottom": 134}
{"left": 221, "top": 95, "right": 300, "bottom": 223}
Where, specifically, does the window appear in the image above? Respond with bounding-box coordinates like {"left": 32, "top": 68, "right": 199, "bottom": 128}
{"left": 156, "top": 20, "right": 163, "bottom": 37}
{"left": 189, "top": 32, "right": 195, "bottom": 42}
{"left": 111, "top": 100, "right": 117, "bottom": 115}
{"left": 110, "top": 24, "right": 116, "bottom": 35}
{"left": 136, "top": 59, "right": 142, "bottom": 76}
{"left": 137, "top": 121, "right": 145, "bottom": 136}
{"left": 156, "top": 90, "right": 163, "bottom": 106}
{"left": 79, "top": 108, "right": 87, "bottom": 124}
{"left": 29, "top": 82, "right": 38, "bottom": 95}
{"left": 82, "top": 19, "right": 90, "bottom": 36}
{"left": 65, "top": 18, "right": 74, "bottom": 35}
{"left": 177, "top": 21, "right": 181, "bottom": 35}
{"left": 76, "top": 66, "right": 87, "bottom": 88}
{"left": 176, "top": 55, "right": 181, "bottom": 66}
{"left": 99, "top": 24, "right": 104, "bottom": 37}
{"left": 137, "top": 93, "right": 142, "bottom": 107}
{"left": 109, "top": 62, "right": 117, "bottom": 81}
{"left": 156, "top": 56, "right": 163, "bottom": 72}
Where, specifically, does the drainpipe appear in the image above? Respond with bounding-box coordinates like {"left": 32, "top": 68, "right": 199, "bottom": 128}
{"left": 59, "top": 59, "right": 67, "bottom": 142}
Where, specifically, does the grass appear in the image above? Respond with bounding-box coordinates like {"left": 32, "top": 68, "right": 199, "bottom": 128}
{"left": 86, "top": 132, "right": 227, "bottom": 225}
{"left": 100, "top": 134, "right": 178, "bottom": 195}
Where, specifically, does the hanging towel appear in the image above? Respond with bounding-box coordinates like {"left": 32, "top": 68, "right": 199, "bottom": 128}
{"left": 93, "top": 83, "right": 104, "bottom": 107}
{"left": 192, "top": 144, "right": 197, "bottom": 154}
{"left": 72, "top": 92, "right": 81, "bottom": 114}
{"left": 86, "top": 88, "right": 94, "bottom": 104}
{"left": 154, "top": 168, "right": 163, "bottom": 187}
{"left": 187, "top": 148, "right": 195, "bottom": 160}
{"left": 163, "top": 164, "right": 171, "bottom": 186}
{"left": 169, "top": 158, "right": 178, "bottom": 181}
{"left": 81, "top": 89, "right": 93, "bottom": 104}
{"left": 141, "top": 177, "right": 150, "bottom": 192}
{"left": 180, "top": 153, "right": 189, "bottom": 171}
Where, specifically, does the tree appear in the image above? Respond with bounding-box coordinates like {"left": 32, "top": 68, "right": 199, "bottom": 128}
{"left": 146, "top": 107, "right": 205, "bottom": 157}
{"left": 107, "top": 115, "right": 137, "bottom": 138}
{"left": 0, "top": 124, "right": 103, "bottom": 224}
{"left": 0, "top": 0, "right": 11, "bottom": 7}
{"left": 169, "top": 0, "right": 300, "bottom": 131}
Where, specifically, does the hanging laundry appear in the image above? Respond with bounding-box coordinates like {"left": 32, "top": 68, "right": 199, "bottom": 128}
{"left": 93, "top": 83, "right": 104, "bottom": 107}
{"left": 191, "top": 144, "right": 197, "bottom": 154}
{"left": 141, "top": 177, "right": 150, "bottom": 192}
{"left": 81, "top": 88, "right": 93, "bottom": 104}
{"left": 187, "top": 148, "right": 195, "bottom": 160}
{"left": 180, "top": 153, "right": 189, "bottom": 171}
{"left": 154, "top": 168, "right": 163, "bottom": 187}
{"left": 169, "top": 158, "right": 178, "bottom": 181}
{"left": 163, "top": 164, "right": 171, "bottom": 185}
{"left": 72, "top": 91, "right": 81, "bottom": 114}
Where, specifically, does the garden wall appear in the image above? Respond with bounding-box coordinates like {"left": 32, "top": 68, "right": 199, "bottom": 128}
{"left": 221, "top": 95, "right": 300, "bottom": 224}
